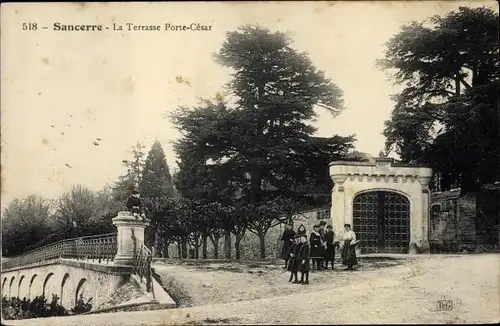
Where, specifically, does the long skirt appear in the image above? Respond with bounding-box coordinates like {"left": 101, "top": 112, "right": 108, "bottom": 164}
{"left": 281, "top": 242, "right": 293, "bottom": 260}
{"left": 298, "top": 259, "right": 310, "bottom": 273}
{"left": 310, "top": 245, "right": 325, "bottom": 259}
{"left": 325, "top": 244, "right": 335, "bottom": 261}
{"left": 288, "top": 257, "right": 299, "bottom": 272}
{"left": 341, "top": 240, "right": 358, "bottom": 266}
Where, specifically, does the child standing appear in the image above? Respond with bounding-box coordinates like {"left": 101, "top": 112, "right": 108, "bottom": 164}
{"left": 288, "top": 235, "right": 301, "bottom": 283}
{"left": 309, "top": 225, "right": 323, "bottom": 270}
{"left": 297, "top": 234, "right": 311, "bottom": 285}
{"left": 324, "top": 225, "right": 336, "bottom": 270}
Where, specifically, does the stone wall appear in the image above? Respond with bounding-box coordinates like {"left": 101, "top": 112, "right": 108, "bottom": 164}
{"left": 1, "top": 259, "right": 131, "bottom": 311}
{"left": 429, "top": 190, "right": 477, "bottom": 251}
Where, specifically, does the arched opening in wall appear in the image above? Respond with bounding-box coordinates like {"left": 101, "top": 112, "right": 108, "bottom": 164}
{"left": 60, "top": 273, "right": 70, "bottom": 308}
{"left": 2, "top": 277, "right": 7, "bottom": 294}
{"left": 18, "top": 276, "right": 25, "bottom": 299}
{"left": 29, "top": 274, "right": 38, "bottom": 299}
{"left": 75, "top": 278, "right": 87, "bottom": 309}
{"left": 9, "top": 276, "right": 15, "bottom": 298}
{"left": 353, "top": 190, "right": 411, "bottom": 253}
{"left": 42, "top": 273, "right": 55, "bottom": 301}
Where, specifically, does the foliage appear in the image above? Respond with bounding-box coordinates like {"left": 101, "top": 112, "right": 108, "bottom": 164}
{"left": 169, "top": 25, "right": 355, "bottom": 258}
{"left": 379, "top": 6, "right": 499, "bottom": 192}
{"left": 2, "top": 186, "right": 120, "bottom": 256}
{"left": 71, "top": 293, "right": 93, "bottom": 315}
{"left": 1, "top": 195, "right": 56, "bottom": 256}
{"left": 139, "top": 140, "right": 175, "bottom": 199}
{"left": 139, "top": 140, "right": 176, "bottom": 252}
{"left": 112, "top": 142, "right": 147, "bottom": 202}
{"left": 1, "top": 294, "right": 73, "bottom": 320}
{"left": 54, "top": 184, "right": 119, "bottom": 229}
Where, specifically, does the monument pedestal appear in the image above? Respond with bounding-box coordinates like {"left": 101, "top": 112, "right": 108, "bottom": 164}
{"left": 112, "top": 211, "right": 149, "bottom": 266}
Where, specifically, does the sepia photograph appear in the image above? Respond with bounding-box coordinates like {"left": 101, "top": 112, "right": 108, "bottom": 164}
{"left": 1, "top": 1, "right": 499, "bottom": 325}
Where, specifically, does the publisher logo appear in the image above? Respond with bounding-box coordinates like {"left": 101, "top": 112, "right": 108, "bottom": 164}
{"left": 436, "top": 300, "right": 454, "bottom": 311}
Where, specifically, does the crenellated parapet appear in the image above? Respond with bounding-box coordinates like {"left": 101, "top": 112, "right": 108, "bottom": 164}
{"left": 330, "top": 158, "right": 432, "bottom": 186}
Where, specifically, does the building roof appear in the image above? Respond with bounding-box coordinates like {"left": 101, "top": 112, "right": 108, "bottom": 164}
{"left": 329, "top": 160, "right": 429, "bottom": 168}
{"left": 431, "top": 188, "right": 461, "bottom": 200}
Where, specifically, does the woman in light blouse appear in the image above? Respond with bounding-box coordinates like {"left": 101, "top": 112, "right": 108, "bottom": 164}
{"left": 341, "top": 223, "right": 358, "bottom": 270}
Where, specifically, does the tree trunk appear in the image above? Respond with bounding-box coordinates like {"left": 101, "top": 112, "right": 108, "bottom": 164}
{"left": 235, "top": 233, "right": 243, "bottom": 260}
{"left": 181, "top": 238, "right": 188, "bottom": 259}
{"left": 177, "top": 241, "right": 182, "bottom": 258}
{"left": 154, "top": 230, "right": 160, "bottom": 258}
{"left": 202, "top": 233, "right": 208, "bottom": 259}
{"left": 454, "top": 75, "right": 461, "bottom": 97}
{"left": 210, "top": 236, "right": 220, "bottom": 259}
{"left": 194, "top": 236, "right": 200, "bottom": 259}
{"left": 224, "top": 229, "right": 232, "bottom": 260}
{"left": 258, "top": 232, "right": 266, "bottom": 259}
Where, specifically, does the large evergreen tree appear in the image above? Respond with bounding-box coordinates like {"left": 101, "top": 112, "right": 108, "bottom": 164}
{"left": 171, "top": 25, "right": 355, "bottom": 258}
{"left": 112, "top": 142, "right": 147, "bottom": 202}
{"left": 139, "top": 140, "right": 175, "bottom": 255}
{"left": 379, "top": 6, "right": 499, "bottom": 193}
{"left": 139, "top": 140, "right": 175, "bottom": 198}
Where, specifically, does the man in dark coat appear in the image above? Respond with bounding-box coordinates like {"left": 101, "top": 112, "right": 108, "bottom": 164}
{"left": 126, "top": 188, "right": 146, "bottom": 221}
{"left": 324, "top": 225, "right": 336, "bottom": 270}
{"left": 288, "top": 235, "right": 301, "bottom": 283}
{"left": 309, "top": 225, "right": 323, "bottom": 270}
{"left": 297, "top": 234, "right": 310, "bottom": 285}
{"left": 280, "top": 223, "right": 296, "bottom": 269}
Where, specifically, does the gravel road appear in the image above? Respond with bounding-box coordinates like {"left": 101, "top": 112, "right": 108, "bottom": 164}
{"left": 4, "top": 254, "right": 499, "bottom": 325}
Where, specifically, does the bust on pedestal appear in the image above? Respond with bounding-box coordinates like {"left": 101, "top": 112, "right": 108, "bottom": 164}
{"left": 113, "top": 211, "right": 150, "bottom": 266}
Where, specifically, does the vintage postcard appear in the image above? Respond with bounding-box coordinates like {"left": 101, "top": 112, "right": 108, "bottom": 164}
{"left": 1, "top": 1, "right": 499, "bottom": 325}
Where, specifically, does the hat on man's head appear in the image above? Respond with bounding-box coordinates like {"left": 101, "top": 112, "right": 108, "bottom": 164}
{"left": 313, "top": 224, "right": 319, "bottom": 228}
{"left": 344, "top": 223, "right": 351, "bottom": 228}
{"left": 327, "top": 225, "right": 333, "bottom": 229}
{"left": 127, "top": 184, "right": 140, "bottom": 194}
{"left": 319, "top": 220, "right": 327, "bottom": 226}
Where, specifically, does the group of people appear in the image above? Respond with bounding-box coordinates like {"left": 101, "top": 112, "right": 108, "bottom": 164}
{"left": 280, "top": 221, "right": 358, "bottom": 285}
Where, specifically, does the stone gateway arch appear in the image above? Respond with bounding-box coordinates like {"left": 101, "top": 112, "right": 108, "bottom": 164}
{"left": 329, "top": 158, "right": 433, "bottom": 254}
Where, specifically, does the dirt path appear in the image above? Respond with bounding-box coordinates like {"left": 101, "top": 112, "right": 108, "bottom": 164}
{"left": 4, "top": 254, "right": 499, "bottom": 325}
{"left": 150, "top": 256, "right": 409, "bottom": 307}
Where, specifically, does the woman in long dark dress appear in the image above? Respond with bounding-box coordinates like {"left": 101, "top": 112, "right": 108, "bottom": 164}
{"left": 341, "top": 223, "right": 358, "bottom": 270}
{"left": 309, "top": 225, "right": 323, "bottom": 270}
{"left": 324, "top": 225, "right": 336, "bottom": 270}
{"left": 280, "top": 223, "right": 296, "bottom": 269}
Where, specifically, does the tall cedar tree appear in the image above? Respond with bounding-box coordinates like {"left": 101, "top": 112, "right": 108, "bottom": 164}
{"left": 379, "top": 6, "right": 499, "bottom": 193}
{"left": 171, "top": 25, "right": 355, "bottom": 258}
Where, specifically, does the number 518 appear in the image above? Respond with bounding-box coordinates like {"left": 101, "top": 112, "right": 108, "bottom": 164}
{"left": 23, "top": 23, "right": 38, "bottom": 31}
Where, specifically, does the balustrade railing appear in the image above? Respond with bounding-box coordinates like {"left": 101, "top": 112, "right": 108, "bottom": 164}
{"left": 1, "top": 233, "right": 117, "bottom": 270}
{"left": 131, "top": 231, "right": 153, "bottom": 293}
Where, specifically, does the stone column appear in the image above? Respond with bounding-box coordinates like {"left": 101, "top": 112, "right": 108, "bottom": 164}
{"left": 418, "top": 172, "right": 432, "bottom": 253}
{"left": 112, "top": 211, "right": 150, "bottom": 266}
{"left": 330, "top": 174, "right": 347, "bottom": 238}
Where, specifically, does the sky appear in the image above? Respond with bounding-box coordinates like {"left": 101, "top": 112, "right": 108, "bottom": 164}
{"left": 1, "top": 1, "right": 497, "bottom": 208}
